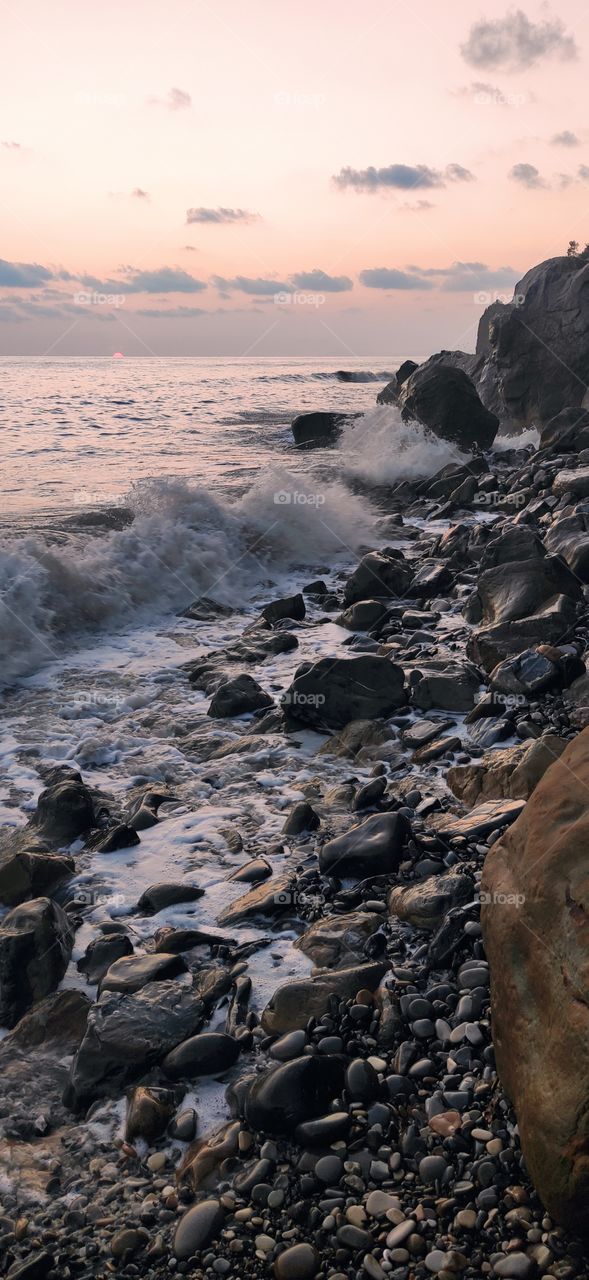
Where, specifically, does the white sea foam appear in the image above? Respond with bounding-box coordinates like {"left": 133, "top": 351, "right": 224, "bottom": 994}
{"left": 336, "top": 405, "right": 466, "bottom": 483}
{"left": 0, "top": 471, "right": 374, "bottom": 682}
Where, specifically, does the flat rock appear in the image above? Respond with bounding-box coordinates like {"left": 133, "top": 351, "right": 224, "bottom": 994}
{"left": 283, "top": 655, "right": 406, "bottom": 730}
{"left": 99, "top": 951, "right": 187, "bottom": 995}
{"left": 431, "top": 799, "right": 525, "bottom": 839}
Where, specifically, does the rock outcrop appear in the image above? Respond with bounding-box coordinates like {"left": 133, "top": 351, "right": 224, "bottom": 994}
{"left": 481, "top": 728, "right": 589, "bottom": 1235}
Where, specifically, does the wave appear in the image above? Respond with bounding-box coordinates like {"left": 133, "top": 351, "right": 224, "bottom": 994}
{"left": 0, "top": 472, "right": 374, "bottom": 683}
{"left": 336, "top": 405, "right": 466, "bottom": 485}
{"left": 255, "top": 370, "right": 395, "bottom": 385}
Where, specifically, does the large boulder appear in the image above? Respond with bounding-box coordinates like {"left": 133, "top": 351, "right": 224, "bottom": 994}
{"left": 539, "top": 406, "right": 589, "bottom": 452}
{"left": 31, "top": 776, "right": 96, "bottom": 843}
{"left": 388, "top": 872, "right": 473, "bottom": 931}
{"left": 261, "top": 963, "right": 387, "bottom": 1035}
{"left": 291, "top": 411, "right": 356, "bottom": 447}
{"left": 398, "top": 360, "right": 499, "bottom": 452}
{"left": 319, "top": 812, "right": 409, "bottom": 878}
{"left": 481, "top": 728, "right": 589, "bottom": 1235}
{"left": 376, "top": 359, "right": 419, "bottom": 405}
{"left": 208, "top": 674, "right": 273, "bottom": 718}
{"left": 407, "top": 659, "right": 481, "bottom": 712}
{"left": 477, "top": 256, "right": 589, "bottom": 426}
{"left": 244, "top": 1056, "right": 346, "bottom": 1134}
{"left": 283, "top": 655, "right": 406, "bottom": 730}
{"left": 343, "top": 551, "right": 413, "bottom": 606}
{"left": 545, "top": 514, "right": 589, "bottom": 583}
{"left": 0, "top": 832, "right": 74, "bottom": 907}
{"left": 466, "top": 556, "right": 581, "bottom": 673}
{"left": 295, "top": 911, "right": 382, "bottom": 969}
{"left": 0, "top": 897, "right": 74, "bottom": 1028}
{"left": 66, "top": 980, "right": 206, "bottom": 1108}
{"left": 446, "top": 736, "right": 567, "bottom": 807}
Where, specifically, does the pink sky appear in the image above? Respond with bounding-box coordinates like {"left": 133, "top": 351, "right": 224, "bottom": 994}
{"left": 1, "top": 0, "right": 588, "bottom": 356}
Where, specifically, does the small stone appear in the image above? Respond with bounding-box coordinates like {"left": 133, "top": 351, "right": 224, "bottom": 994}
{"left": 174, "top": 1199, "right": 225, "bottom": 1260}
{"left": 274, "top": 1242, "right": 319, "bottom": 1280}
{"left": 111, "top": 1228, "right": 142, "bottom": 1259}
{"left": 493, "top": 1256, "right": 535, "bottom": 1279}
{"left": 315, "top": 1155, "right": 343, "bottom": 1183}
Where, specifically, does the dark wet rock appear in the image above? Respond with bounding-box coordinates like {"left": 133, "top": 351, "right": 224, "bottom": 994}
{"left": 244, "top": 1055, "right": 345, "bottom": 1134}
{"left": 282, "top": 800, "right": 320, "bottom": 835}
{"left": 352, "top": 775, "right": 387, "bottom": 810}
{"left": 377, "top": 360, "right": 419, "bottom": 404}
{"left": 269, "top": 1028, "right": 307, "bottom": 1061}
{"left": 337, "top": 599, "right": 389, "bottom": 631}
{"left": 407, "top": 660, "right": 480, "bottom": 712}
{"left": 261, "top": 593, "right": 306, "bottom": 625}
{"left": 125, "top": 1085, "right": 175, "bottom": 1142}
{"left": 447, "top": 736, "right": 567, "bottom": 806}
{"left": 66, "top": 980, "right": 206, "bottom": 1108}
{"left": 295, "top": 911, "right": 382, "bottom": 969}
{"left": 173, "top": 1198, "right": 225, "bottom": 1259}
{"left": 30, "top": 777, "right": 96, "bottom": 843}
{"left": 388, "top": 873, "right": 473, "bottom": 930}
{"left": 482, "top": 728, "right": 589, "bottom": 1235}
{"left": 345, "top": 1057, "right": 381, "bottom": 1101}
{"left": 99, "top": 951, "right": 187, "bottom": 995}
{"left": 539, "top": 405, "right": 589, "bottom": 452}
{"left": 77, "top": 932, "right": 134, "bottom": 985}
{"left": 466, "top": 555, "right": 581, "bottom": 672}
{"left": 408, "top": 559, "right": 452, "bottom": 598}
{"left": 399, "top": 360, "right": 499, "bottom": 451}
{"left": 284, "top": 655, "right": 405, "bottom": 730}
{"left": 294, "top": 1111, "right": 352, "bottom": 1145}
{"left": 90, "top": 823, "right": 140, "bottom": 853}
{"left": 169, "top": 1106, "right": 198, "bottom": 1141}
{"left": 432, "top": 798, "right": 525, "bottom": 839}
{"left": 136, "top": 882, "right": 205, "bottom": 914}
{"left": 401, "top": 718, "right": 456, "bottom": 748}
{"left": 154, "top": 925, "right": 232, "bottom": 952}
{"left": 227, "top": 856, "right": 272, "bottom": 884}
{"left": 545, "top": 512, "right": 589, "bottom": 582}
{"left": 261, "top": 962, "right": 387, "bottom": 1034}
{"left": 413, "top": 734, "right": 461, "bottom": 763}
{"left": 343, "top": 551, "right": 413, "bottom": 606}
{"left": 489, "top": 647, "right": 567, "bottom": 697}
{"left": 162, "top": 1031, "right": 240, "bottom": 1079}
{"left": 0, "top": 833, "right": 75, "bottom": 908}
{"left": 5, "top": 989, "right": 90, "bottom": 1050}
{"left": 274, "top": 1243, "right": 319, "bottom": 1280}
{"left": 553, "top": 466, "right": 589, "bottom": 499}
{"left": 208, "top": 673, "right": 274, "bottom": 718}
{"left": 217, "top": 872, "right": 294, "bottom": 926}
{"left": 319, "top": 812, "right": 409, "bottom": 878}
{"left": 291, "top": 410, "right": 356, "bottom": 447}
{"left": 479, "top": 526, "right": 546, "bottom": 573}
{"left": 0, "top": 897, "right": 74, "bottom": 1028}
{"left": 181, "top": 596, "right": 234, "bottom": 621}
{"left": 318, "top": 718, "right": 396, "bottom": 762}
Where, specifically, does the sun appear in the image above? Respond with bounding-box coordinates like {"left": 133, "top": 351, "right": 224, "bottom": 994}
{"left": 112, "top": 351, "right": 124, "bottom": 359}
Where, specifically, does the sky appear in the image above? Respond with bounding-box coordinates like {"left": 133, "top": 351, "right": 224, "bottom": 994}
{"left": 1, "top": 0, "right": 588, "bottom": 357}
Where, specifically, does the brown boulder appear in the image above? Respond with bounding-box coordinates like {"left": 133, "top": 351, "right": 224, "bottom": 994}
{"left": 481, "top": 728, "right": 589, "bottom": 1235}
{"left": 261, "top": 962, "right": 387, "bottom": 1034}
{"left": 446, "top": 736, "right": 567, "bottom": 807}
{"left": 295, "top": 911, "right": 381, "bottom": 970}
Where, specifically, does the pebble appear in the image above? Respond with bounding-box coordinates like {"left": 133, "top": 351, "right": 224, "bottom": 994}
{"left": 274, "top": 1243, "right": 319, "bottom": 1280}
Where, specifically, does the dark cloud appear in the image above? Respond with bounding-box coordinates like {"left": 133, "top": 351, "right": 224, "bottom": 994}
{"left": 509, "top": 162, "right": 547, "bottom": 188}
{"left": 211, "top": 275, "right": 288, "bottom": 296}
{"left": 186, "top": 207, "right": 259, "bottom": 224}
{"left": 333, "top": 163, "right": 474, "bottom": 192}
{"left": 461, "top": 9, "right": 578, "bottom": 73}
{"left": 359, "top": 268, "right": 433, "bottom": 290}
{"left": 289, "top": 269, "right": 353, "bottom": 292}
{"left": 0, "top": 259, "right": 54, "bottom": 287}
{"left": 551, "top": 130, "right": 580, "bottom": 147}
{"left": 136, "top": 306, "right": 207, "bottom": 319}
{"left": 148, "top": 87, "right": 192, "bottom": 110}
{"left": 359, "top": 262, "right": 519, "bottom": 293}
{"left": 80, "top": 267, "right": 207, "bottom": 294}
{"left": 132, "top": 188, "right": 150, "bottom": 200}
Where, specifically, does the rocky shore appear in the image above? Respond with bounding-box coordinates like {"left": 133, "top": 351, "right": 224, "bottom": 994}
{"left": 2, "top": 251, "right": 589, "bottom": 1279}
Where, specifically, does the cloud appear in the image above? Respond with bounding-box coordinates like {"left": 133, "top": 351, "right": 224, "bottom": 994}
{"left": 509, "top": 162, "right": 547, "bottom": 188}
{"left": 333, "top": 162, "right": 474, "bottom": 192}
{"left": 136, "top": 306, "right": 207, "bottom": 319}
{"left": 289, "top": 269, "right": 353, "bottom": 292}
{"left": 579, "top": 165, "right": 589, "bottom": 182}
{"left": 80, "top": 266, "right": 207, "bottom": 294}
{"left": 0, "top": 258, "right": 54, "bottom": 287}
{"left": 399, "top": 200, "right": 435, "bottom": 212}
{"left": 359, "top": 262, "right": 520, "bottom": 293}
{"left": 149, "top": 87, "right": 192, "bottom": 110}
{"left": 186, "top": 207, "right": 259, "bottom": 225}
{"left": 461, "top": 9, "right": 578, "bottom": 73}
{"left": 359, "top": 268, "right": 433, "bottom": 291}
{"left": 453, "top": 80, "right": 533, "bottom": 107}
{"left": 2, "top": 140, "right": 22, "bottom": 150}
{"left": 551, "top": 130, "right": 580, "bottom": 147}
{"left": 132, "top": 188, "right": 150, "bottom": 200}
{"left": 211, "top": 275, "right": 288, "bottom": 296}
